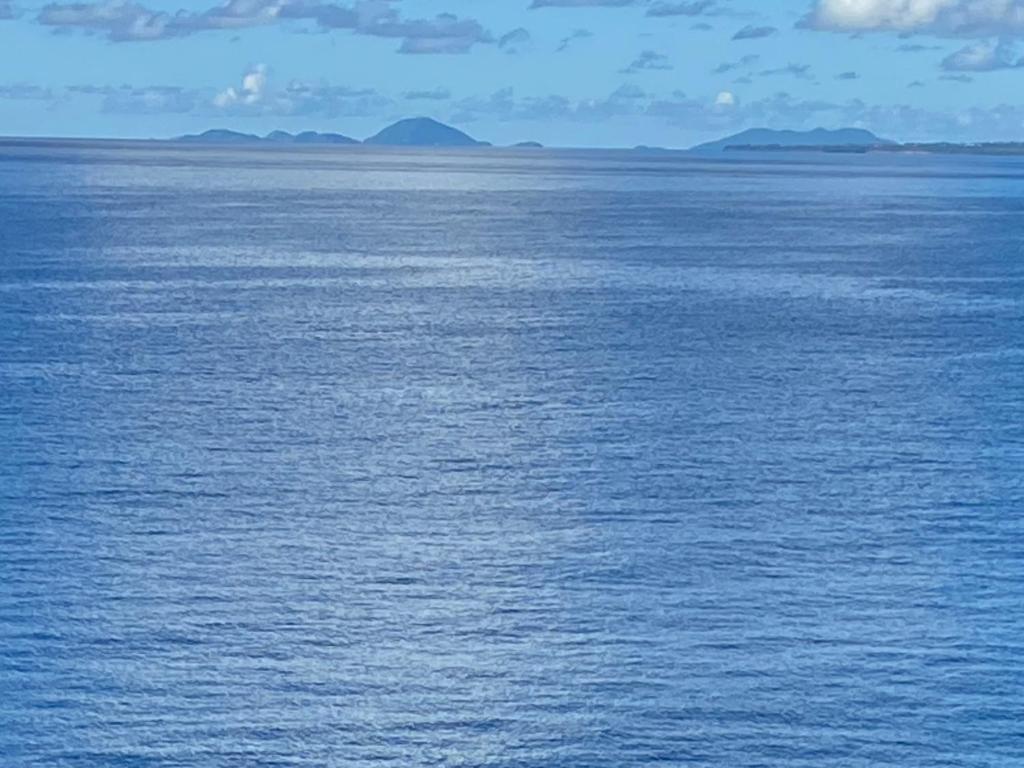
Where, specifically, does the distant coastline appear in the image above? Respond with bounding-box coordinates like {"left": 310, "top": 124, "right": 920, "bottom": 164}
{"left": 3, "top": 120, "right": 1023, "bottom": 156}
{"left": 173, "top": 123, "right": 1024, "bottom": 156}
{"left": 173, "top": 117, "right": 541, "bottom": 150}
{"left": 724, "top": 142, "right": 1024, "bottom": 156}
{"left": 687, "top": 128, "right": 1024, "bottom": 156}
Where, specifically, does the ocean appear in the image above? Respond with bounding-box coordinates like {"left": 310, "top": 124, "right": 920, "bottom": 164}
{"left": 1, "top": 141, "right": 1022, "bottom": 767}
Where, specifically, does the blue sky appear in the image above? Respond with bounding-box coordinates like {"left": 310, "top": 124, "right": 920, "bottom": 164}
{"left": 4, "top": 0, "right": 1024, "bottom": 146}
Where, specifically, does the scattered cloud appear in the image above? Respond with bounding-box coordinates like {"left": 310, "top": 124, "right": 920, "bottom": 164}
{"left": 651, "top": 91, "right": 835, "bottom": 131}
{"left": 942, "top": 40, "right": 1024, "bottom": 71}
{"left": 404, "top": 87, "right": 451, "bottom": 100}
{"left": 714, "top": 53, "right": 759, "bottom": 73}
{"left": 803, "top": 0, "right": 1024, "bottom": 38}
{"left": 102, "top": 85, "right": 197, "bottom": 113}
{"left": 646, "top": 0, "right": 715, "bottom": 17}
{"left": 527, "top": 0, "right": 721, "bottom": 16}
{"left": 214, "top": 63, "right": 268, "bottom": 108}
{"left": 621, "top": 49, "right": 673, "bottom": 72}
{"left": 0, "top": 0, "right": 14, "bottom": 18}
{"left": 66, "top": 83, "right": 199, "bottom": 112}
{"left": 35, "top": 0, "right": 493, "bottom": 51}
{"left": 362, "top": 12, "right": 493, "bottom": 54}
{"left": 214, "top": 68, "right": 384, "bottom": 115}
{"left": 73, "top": 64, "right": 387, "bottom": 117}
{"left": 732, "top": 24, "right": 776, "bottom": 40}
{"left": 451, "top": 83, "right": 649, "bottom": 124}
{"left": 37, "top": 1, "right": 178, "bottom": 42}
{"left": 17, "top": 0, "right": 1024, "bottom": 147}
{"left": 448, "top": 85, "right": 887, "bottom": 141}
{"left": 530, "top": 0, "right": 634, "bottom": 7}
{"left": 759, "top": 63, "right": 813, "bottom": 79}
{"left": 19, "top": 66, "right": 1024, "bottom": 147}
{"left": 0, "top": 84, "right": 56, "bottom": 100}
{"left": 188, "top": 0, "right": 285, "bottom": 32}
{"left": 556, "top": 27, "right": 592, "bottom": 50}
{"left": 612, "top": 82, "right": 647, "bottom": 99}
{"left": 275, "top": 0, "right": 378, "bottom": 31}
{"left": 498, "top": 26, "right": 531, "bottom": 52}
{"left": 398, "top": 36, "right": 479, "bottom": 54}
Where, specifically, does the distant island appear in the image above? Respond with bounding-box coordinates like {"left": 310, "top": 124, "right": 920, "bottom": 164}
{"left": 691, "top": 127, "right": 1024, "bottom": 156}
{"left": 724, "top": 141, "right": 1024, "bottom": 156}
{"left": 692, "top": 127, "right": 895, "bottom": 153}
{"left": 175, "top": 117, "right": 486, "bottom": 148}
{"left": 177, "top": 129, "right": 265, "bottom": 144}
{"left": 170, "top": 121, "right": 1024, "bottom": 156}
{"left": 364, "top": 117, "right": 487, "bottom": 147}
{"left": 177, "top": 128, "right": 357, "bottom": 145}
{"left": 632, "top": 145, "right": 676, "bottom": 154}
{"left": 266, "top": 130, "right": 358, "bottom": 145}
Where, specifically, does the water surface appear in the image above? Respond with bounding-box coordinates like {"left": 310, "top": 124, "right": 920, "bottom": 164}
{"left": 1, "top": 142, "right": 1023, "bottom": 767}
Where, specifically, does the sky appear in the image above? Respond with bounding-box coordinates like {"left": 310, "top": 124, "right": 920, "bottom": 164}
{"left": 4, "top": 0, "right": 1024, "bottom": 147}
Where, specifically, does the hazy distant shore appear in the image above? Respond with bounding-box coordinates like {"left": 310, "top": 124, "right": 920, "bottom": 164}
{"left": 724, "top": 142, "right": 1024, "bottom": 156}
{"left": 5, "top": 132, "right": 1024, "bottom": 157}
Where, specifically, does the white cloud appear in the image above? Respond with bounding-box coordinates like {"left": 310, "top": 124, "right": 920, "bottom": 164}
{"left": 942, "top": 39, "right": 1024, "bottom": 69}
{"left": 715, "top": 90, "right": 736, "bottom": 106}
{"left": 804, "top": 0, "right": 1024, "bottom": 36}
{"left": 36, "top": 0, "right": 493, "bottom": 50}
{"left": 214, "top": 64, "right": 267, "bottom": 107}
{"left": 241, "top": 65, "right": 267, "bottom": 97}
{"left": 204, "top": 65, "right": 387, "bottom": 116}
{"left": 37, "top": 0, "right": 173, "bottom": 41}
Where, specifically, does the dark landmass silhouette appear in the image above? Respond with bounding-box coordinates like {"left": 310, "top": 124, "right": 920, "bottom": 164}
{"left": 364, "top": 117, "right": 486, "bottom": 147}
{"left": 726, "top": 141, "right": 1024, "bottom": 156}
{"left": 267, "top": 130, "right": 359, "bottom": 145}
{"left": 177, "top": 129, "right": 265, "bottom": 144}
{"left": 632, "top": 145, "right": 678, "bottom": 154}
{"left": 178, "top": 128, "right": 358, "bottom": 145}
{"left": 692, "top": 127, "right": 894, "bottom": 152}
{"left": 167, "top": 123, "right": 1024, "bottom": 156}
{"left": 176, "top": 119, "right": 485, "bottom": 147}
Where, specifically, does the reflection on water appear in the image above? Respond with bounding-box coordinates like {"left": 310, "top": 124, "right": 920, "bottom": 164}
{"left": 1, "top": 143, "right": 1023, "bottom": 767}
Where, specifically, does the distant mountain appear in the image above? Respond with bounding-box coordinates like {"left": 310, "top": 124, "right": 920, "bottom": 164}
{"left": 512, "top": 141, "right": 543, "bottom": 148}
{"left": 176, "top": 129, "right": 264, "bottom": 144}
{"left": 266, "top": 130, "right": 359, "bottom": 145}
{"left": 176, "top": 120, "right": 483, "bottom": 148}
{"left": 364, "top": 117, "right": 484, "bottom": 147}
{"left": 633, "top": 145, "right": 679, "bottom": 154}
{"left": 175, "top": 128, "right": 359, "bottom": 146}
{"left": 295, "top": 131, "right": 358, "bottom": 145}
{"left": 692, "top": 127, "right": 894, "bottom": 152}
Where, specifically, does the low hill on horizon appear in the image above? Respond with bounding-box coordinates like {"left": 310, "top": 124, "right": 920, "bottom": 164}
{"left": 267, "top": 130, "right": 359, "bottom": 145}
{"left": 692, "top": 127, "right": 894, "bottom": 152}
{"left": 173, "top": 118, "right": 485, "bottom": 148}
{"left": 176, "top": 128, "right": 359, "bottom": 145}
{"left": 174, "top": 124, "right": 900, "bottom": 153}
{"left": 176, "top": 129, "right": 264, "bottom": 144}
{"left": 364, "top": 117, "right": 485, "bottom": 147}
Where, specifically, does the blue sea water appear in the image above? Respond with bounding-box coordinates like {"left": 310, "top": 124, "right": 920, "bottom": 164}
{"left": 1, "top": 141, "right": 1022, "bottom": 767}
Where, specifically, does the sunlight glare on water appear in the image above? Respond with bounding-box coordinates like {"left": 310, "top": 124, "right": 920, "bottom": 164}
{"left": 1, "top": 142, "right": 1023, "bottom": 767}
